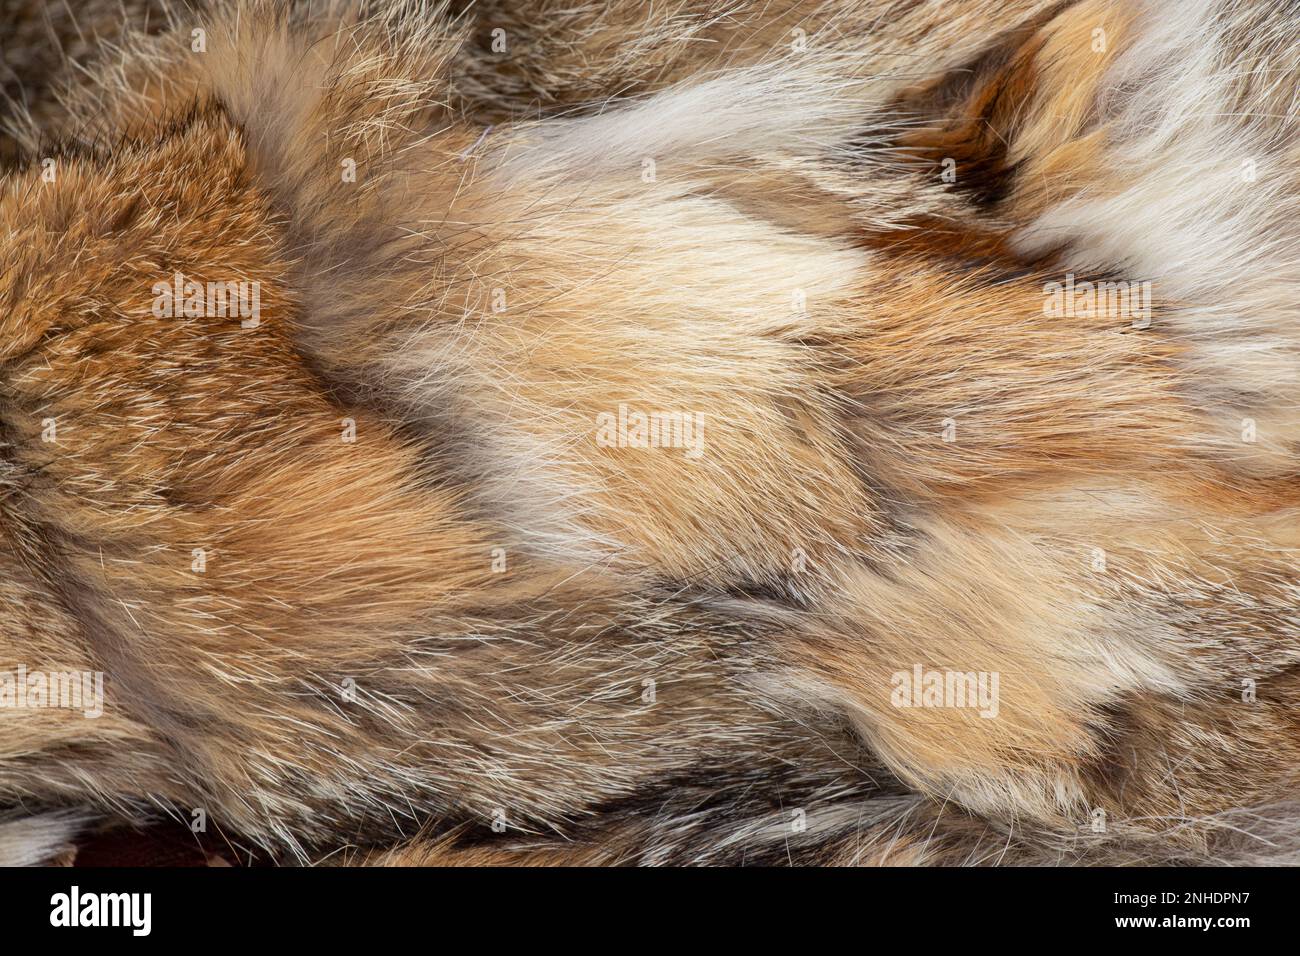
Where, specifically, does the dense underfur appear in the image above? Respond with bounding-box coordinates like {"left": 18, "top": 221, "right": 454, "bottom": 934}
{"left": 0, "top": 0, "right": 1296, "bottom": 865}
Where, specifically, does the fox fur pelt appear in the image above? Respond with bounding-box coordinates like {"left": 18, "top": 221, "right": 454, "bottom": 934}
{"left": 0, "top": 0, "right": 1297, "bottom": 865}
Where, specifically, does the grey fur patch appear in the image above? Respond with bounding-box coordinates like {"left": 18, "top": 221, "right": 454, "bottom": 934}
{"left": 0, "top": 811, "right": 85, "bottom": 866}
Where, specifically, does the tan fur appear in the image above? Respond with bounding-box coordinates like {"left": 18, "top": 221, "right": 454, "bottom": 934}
{"left": 0, "top": 0, "right": 1296, "bottom": 865}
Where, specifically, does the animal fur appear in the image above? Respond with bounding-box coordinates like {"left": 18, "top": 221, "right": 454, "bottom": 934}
{"left": 0, "top": 0, "right": 1296, "bottom": 865}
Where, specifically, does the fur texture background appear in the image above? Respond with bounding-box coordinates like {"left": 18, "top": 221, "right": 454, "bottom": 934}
{"left": 0, "top": 0, "right": 1296, "bottom": 865}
